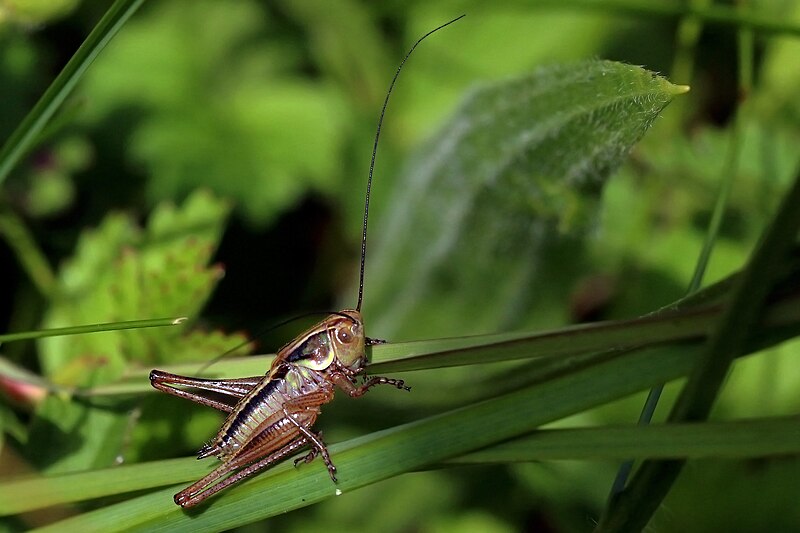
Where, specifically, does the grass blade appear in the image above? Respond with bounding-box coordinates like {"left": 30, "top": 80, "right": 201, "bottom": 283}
{"left": 449, "top": 416, "right": 800, "bottom": 463}
{"left": 0, "top": 0, "right": 146, "bottom": 186}
{"left": 84, "top": 261, "right": 800, "bottom": 398}
{"left": 4, "top": 415, "right": 798, "bottom": 517}
{"left": 597, "top": 167, "right": 800, "bottom": 531}
{"left": 0, "top": 317, "right": 186, "bottom": 345}
{"left": 13, "top": 316, "right": 798, "bottom": 531}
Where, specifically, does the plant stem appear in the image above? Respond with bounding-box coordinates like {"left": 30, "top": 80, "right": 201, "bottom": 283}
{"left": 0, "top": 205, "right": 56, "bottom": 297}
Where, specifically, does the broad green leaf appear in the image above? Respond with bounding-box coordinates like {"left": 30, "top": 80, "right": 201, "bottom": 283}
{"left": 399, "top": 7, "right": 629, "bottom": 139}
{"left": 30, "top": 190, "right": 246, "bottom": 474}
{"left": 39, "top": 189, "right": 239, "bottom": 385}
{"left": 362, "top": 60, "right": 688, "bottom": 339}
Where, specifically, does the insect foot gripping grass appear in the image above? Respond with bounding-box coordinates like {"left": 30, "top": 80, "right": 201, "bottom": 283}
{"left": 149, "top": 16, "right": 464, "bottom": 509}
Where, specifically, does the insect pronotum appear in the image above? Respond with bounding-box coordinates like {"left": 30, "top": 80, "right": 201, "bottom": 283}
{"left": 150, "top": 15, "right": 464, "bottom": 508}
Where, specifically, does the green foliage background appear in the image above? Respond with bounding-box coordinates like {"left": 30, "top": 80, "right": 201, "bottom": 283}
{"left": 1, "top": 0, "right": 799, "bottom": 531}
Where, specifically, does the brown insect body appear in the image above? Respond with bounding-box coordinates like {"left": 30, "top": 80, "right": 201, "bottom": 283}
{"left": 150, "top": 16, "right": 464, "bottom": 508}
{"left": 198, "top": 310, "right": 364, "bottom": 462}
{"left": 151, "top": 311, "right": 407, "bottom": 507}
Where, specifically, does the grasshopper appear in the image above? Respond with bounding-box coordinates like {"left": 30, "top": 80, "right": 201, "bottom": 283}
{"left": 150, "top": 16, "right": 464, "bottom": 508}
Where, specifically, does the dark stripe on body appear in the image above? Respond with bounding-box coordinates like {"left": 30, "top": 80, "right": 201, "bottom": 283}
{"left": 222, "top": 368, "right": 287, "bottom": 446}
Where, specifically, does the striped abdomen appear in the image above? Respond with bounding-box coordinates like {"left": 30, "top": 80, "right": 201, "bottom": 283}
{"left": 199, "top": 364, "right": 333, "bottom": 459}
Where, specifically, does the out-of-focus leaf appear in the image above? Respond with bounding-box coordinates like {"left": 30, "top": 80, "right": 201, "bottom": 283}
{"left": 653, "top": 457, "right": 800, "bottom": 532}
{"left": 720, "top": 337, "right": 800, "bottom": 415}
{"left": 0, "top": 398, "right": 27, "bottom": 446}
{"left": 0, "top": 31, "right": 39, "bottom": 139}
{"left": 31, "top": 190, "right": 246, "bottom": 474}
{"left": 279, "top": 0, "right": 391, "bottom": 107}
{"left": 626, "top": 122, "right": 800, "bottom": 249}
{"left": 15, "top": 136, "right": 91, "bottom": 217}
{"left": 26, "top": 395, "right": 131, "bottom": 474}
{"left": 585, "top": 119, "right": 798, "bottom": 335}
{"left": 79, "top": 0, "right": 349, "bottom": 226}
{"left": 399, "top": 6, "right": 630, "bottom": 139}
{"left": 0, "top": 0, "right": 79, "bottom": 27}
{"left": 363, "top": 61, "right": 687, "bottom": 339}
{"left": 39, "top": 189, "right": 241, "bottom": 386}
{"left": 597, "top": 119, "right": 800, "bottom": 417}
{"left": 756, "top": 2, "right": 800, "bottom": 119}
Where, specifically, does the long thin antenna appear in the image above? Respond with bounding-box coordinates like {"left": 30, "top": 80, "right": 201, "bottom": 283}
{"left": 194, "top": 310, "right": 352, "bottom": 374}
{"left": 355, "top": 15, "right": 465, "bottom": 312}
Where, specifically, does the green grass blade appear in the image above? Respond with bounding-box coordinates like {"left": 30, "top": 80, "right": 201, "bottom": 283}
{"left": 597, "top": 168, "right": 800, "bottom": 531}
{"left": 18, "top": 323, "right": 799, "bottom": 532}
{"left": 0, "top": 0, "right": 146, "bottom": 186}
{"left": 84, "top": 264, "right": 800, "bottom": 397}
{"left": 3, "top": 413, "right": 798, "bottom": 517}
{"left": 0, "top": 317, "right": 186, "bottom": 344}
{"left": 24, "top": 343, "right": 697, "bottom": 530}
{"left": 609, "top": 0, "right": 752, "bottom": 499}
{"left": 0, "top": 458, "right": 202, "bottom": 516}
{"left": 449, "top": 416, "right": 800, "bottom": 463}
{"left": 6, "top": 416, "right": 800, "bottom": 516}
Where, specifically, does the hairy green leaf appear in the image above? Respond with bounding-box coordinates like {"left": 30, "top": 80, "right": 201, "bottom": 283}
{"left": 363, "top": 60, "right": 688, "bottom": 339}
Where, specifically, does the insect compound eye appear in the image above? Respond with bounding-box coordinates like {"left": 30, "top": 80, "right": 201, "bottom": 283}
{"left": 336, "top": 325, "right": 353, "bottom": 344}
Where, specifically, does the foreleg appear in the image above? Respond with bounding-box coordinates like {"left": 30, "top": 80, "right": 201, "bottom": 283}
{"left": 331, "top": 373, "right": 410, "bottom": 398}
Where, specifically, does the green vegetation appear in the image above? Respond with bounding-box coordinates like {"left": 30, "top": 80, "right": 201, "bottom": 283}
{"left": 1, "top": 1, "right": 799, "bottom": 531}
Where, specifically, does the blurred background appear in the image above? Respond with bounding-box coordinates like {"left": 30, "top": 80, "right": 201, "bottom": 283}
{"left": 2, "top": 0, "right": 800, "bottom": 531}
